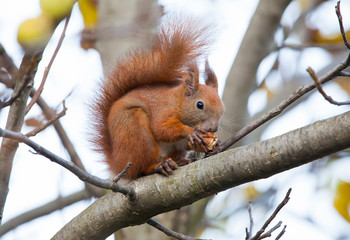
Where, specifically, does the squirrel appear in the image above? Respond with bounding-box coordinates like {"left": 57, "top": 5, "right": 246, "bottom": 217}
{"left": 91, "top": 17, "right": 224, "bottom": 179}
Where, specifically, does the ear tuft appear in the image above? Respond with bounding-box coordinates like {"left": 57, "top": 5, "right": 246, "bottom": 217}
{"left": 183, "top": 63, "right": 199, "bottom": 96}
{"left": 204, "top": 59, "right": 218, "bottom": 90}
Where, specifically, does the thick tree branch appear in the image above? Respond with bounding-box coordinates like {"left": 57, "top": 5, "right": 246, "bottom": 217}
{"left": 53, "top": 110, "right": 350, "bottom": 239}
{"left": 0, "top": 51, "right": 42, "bottom": 224}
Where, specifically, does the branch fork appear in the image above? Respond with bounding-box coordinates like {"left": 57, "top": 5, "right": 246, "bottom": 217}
{"left": 246, "top": 189, "right": 291, "bottom": 240}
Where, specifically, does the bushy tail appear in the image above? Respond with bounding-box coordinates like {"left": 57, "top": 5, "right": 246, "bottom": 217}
{"left": 91, "top": 16, "right": 212, "bottom": 156}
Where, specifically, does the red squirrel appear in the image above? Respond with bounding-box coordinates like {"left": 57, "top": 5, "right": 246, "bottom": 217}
{"left": 91, "top": 17, "right": 224, "bottom": 179}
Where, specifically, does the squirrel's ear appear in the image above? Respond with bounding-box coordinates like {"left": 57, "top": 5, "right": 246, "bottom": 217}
{"left": 183, "top": 63, "right": 199, "bottom": 96}
{"left": 204, "top": 60, "right": 218, "bottom": 90}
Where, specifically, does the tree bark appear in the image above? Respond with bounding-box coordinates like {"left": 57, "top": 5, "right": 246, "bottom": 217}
{"left": 0, "top": 52, "right": 41, "bottom": 225}
{"left": 52, "top": 110, "right": 350, "bottom": 240}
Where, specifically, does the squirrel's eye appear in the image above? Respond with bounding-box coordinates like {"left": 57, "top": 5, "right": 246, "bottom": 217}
{"left": 196, "top": 101, "right": 204, "bottom": 110}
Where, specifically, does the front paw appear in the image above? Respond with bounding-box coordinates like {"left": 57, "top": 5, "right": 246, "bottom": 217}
{"left": 187, "top": 129, "right": 208, "bottom": 152}
{"left": 188, "top": 131, "right": 218, "bottom": 152}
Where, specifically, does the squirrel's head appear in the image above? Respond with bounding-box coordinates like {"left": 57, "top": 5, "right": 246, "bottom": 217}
{"left": 179, "top": 61, "right": 224, "bottom": 133}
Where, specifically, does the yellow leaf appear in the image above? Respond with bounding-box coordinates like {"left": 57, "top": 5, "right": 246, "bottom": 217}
{"left": 333, "top": 180, "right": 350, "bottom": 222}
{"left": 309, "top": 28, "right": 350, "bottom": 45}
{"left": 297, "top": 0, "right": 327, "bottom": 12}
{"left": 40, "top": 0, "right": 76, "bottom": 20}
{"left": 258, "top": 81, "right": 274, "bottom": 101}
{"left": 245, "top": 184, "right": 260, "bottom": 201}
{"left": 17, "top": 13, "right": 54, "bottom": 51}
{"left": 78, "top": 0, "right": 98, "bottom": 30}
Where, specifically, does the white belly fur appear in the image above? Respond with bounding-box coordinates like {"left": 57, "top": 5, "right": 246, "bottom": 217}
{"left": 158, "top": 139, "right": 188, "bottom": 160}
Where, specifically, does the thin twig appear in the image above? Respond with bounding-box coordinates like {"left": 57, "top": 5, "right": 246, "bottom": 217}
{"left": 250, "top": 188, "right": 291, "bottom": 240}
{"left": 1, "top": 75, "right": 104, "bottom": 198}
{"left": 0, "top": 70, "right": 12, "bottom": 88}
{"left": 339, "top": 71, "right": 350, "bottom": 77}
{"left": 246, "top": 202, "right": 254, "bottom": 239}
{"left": 246, "top": 228, "right": 250, "bottom": 240}
{"left": 0, "top": 43, "right": 18, "bottom": 77}
{"left": 209, "top": 53, "right": 350, "bottom": 154}
{"left": 259, "top": 221, "right": 282, "bottom": 239}
{"left": 335, "top": 1, "right": 350, "bottom": 50}
{"left": 0, "top": 53, "right": 41, "bottom": 109}
{"left": 146, "top": 219, "right": 210, "bottom": 240}
{"left": 0, "top": 189, "right": 90, "bottom": 237}
{"left": 34, "top": 93, "right": 104, "bottom": 197}
{"left": 278, "top": 43, "right": 346, "bottom": 52}
{"left": 0, "top": 127, "right": 136, "bottom": 200}
{"left": 307, "top": 66, "right": 350, "bottom": 105}
{"left": 113, "top": 162, "right": 132, "bottom": 182}
{"left": 25, "top": 12, "right": 71, "bottom": 113}
{"left": 208, "top": 1, "right": 350, "bottom": 154}
{"left": 25, "top": 101, "right": 67, "bottom": 137}
{"left": 275, "top": 225, "right": 286, "bottom": 240}
{"left": 0, "top": 76, "right": 30, "bottom": 109}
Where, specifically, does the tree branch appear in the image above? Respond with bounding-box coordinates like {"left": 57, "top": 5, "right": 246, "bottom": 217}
{"left": 0, "top": 76, "right": 105, "bottom": 198}
{"left": 0, "top": 43, "right": 18, "bottom": 77}
{"left": 214, "top": 0, "right": 350, "bottom": 153}
{"left": 52, "top": 110, "right": 350, "bottom": 239}
{"left": 307, "top": 66, "right": 350, "bottom": 105}
{"left": 0, "top": 51, "right": 42, "bottom": 225}
{"left": 275, "top": 225, "right": 286, "bottom": 240}
{"left": 0, "top": 189, "right": 91, "bottom": 236}
{"left": 212, "top": 53, "right": 350, "bottom": 154}
{"left": 25, "top": 101, "right": 67, "bottom": 137}
{"left": 219, "top": 0, "right": 292, "bottom": 141}
{"left": 26, "top": 13, "right": 71, "bottom": 113}
{"left": 245, "top": 202, "right": 254, "bottom": 240}
{"left": 0, "top": 68, "right": 33, "bottom": 109}
{"left": 250, "top": 189, "right": 291, "bottom": 240}
{"left": 146, "top": 219, "right": 209, "bottom": 240}
{"left": 0, "top": 128, "right": 135, "bottom": 199}
{"left": 335, "top": 1, "right": 350, "bottom": 50}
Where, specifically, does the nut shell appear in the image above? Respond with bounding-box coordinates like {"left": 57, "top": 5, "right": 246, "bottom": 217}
{"left": 188, "top": 132, "right": 218, "bottom": 152}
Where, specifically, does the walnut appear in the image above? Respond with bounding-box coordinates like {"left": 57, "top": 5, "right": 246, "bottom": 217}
{"left": 188, "top": 132, "right": 218, "bottom": 152}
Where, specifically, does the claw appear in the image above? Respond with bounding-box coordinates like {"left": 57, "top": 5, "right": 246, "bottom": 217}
{"left": 153, "top": 158, "right": 178, "bottom": 176}
{"left": 188, "top": 129, "right": 209, "bottom": 152}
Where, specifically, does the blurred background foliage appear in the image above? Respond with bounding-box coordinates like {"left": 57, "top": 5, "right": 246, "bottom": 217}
{"left": 0, "top": 0, "right": 349, "bottom": 239}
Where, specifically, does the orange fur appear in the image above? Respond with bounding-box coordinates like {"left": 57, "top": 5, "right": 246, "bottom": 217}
{"left": 91, "top": 17, "right": 224, "bottom": 179}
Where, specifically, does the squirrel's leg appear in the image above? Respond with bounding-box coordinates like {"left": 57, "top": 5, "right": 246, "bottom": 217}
{"left": 144, "top": 158, "right": 178, "bottom": 177}
{"left": 108, "top": 105, "right": 163, "bottom": 179}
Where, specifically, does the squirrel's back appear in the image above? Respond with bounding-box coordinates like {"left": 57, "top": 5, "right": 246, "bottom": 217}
{"left": 91, "top": 16, "right": 213, "bottom": 159}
